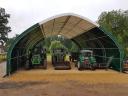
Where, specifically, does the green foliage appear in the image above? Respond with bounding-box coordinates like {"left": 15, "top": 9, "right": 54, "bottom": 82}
{"left": 70, "top": 42, "right": 79, "bottom": 52}
{"left": 5, "top": 34, "right": 19, "bottom": 51}
{"left": 0, "top": 7, "right": 11, "bottom": 46}
{"left": 0, "top": 53, "right": 6, "bottom": 62}
{"left": 49, "top": 40, "right": 68, "bottom": 52}
{"left": 42, "top": 35, "right": 79, "bottom": 53}
{"left": 98, "top": 10, "right": 128, "bottom": 55}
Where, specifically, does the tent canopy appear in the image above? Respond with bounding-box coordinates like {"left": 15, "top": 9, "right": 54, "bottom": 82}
{"left": 7, "top": 13, "right": 124, "bottom": 75}
{"left": 39, "top": 13, "right": 98, "bottom": 39}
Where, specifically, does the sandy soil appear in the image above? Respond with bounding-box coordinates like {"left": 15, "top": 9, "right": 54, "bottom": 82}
{"left": 0, "top": 62, "right": 128, "bottom": 96}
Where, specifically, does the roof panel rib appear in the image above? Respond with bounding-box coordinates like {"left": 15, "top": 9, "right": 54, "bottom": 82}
{"left": 39, "top": 13, "right": 98, "bottom": 38}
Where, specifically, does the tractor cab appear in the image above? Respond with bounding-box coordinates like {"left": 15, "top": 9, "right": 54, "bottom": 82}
{"left": 51, "top": 48, "right": 71, "bottom": 70}
{"left": 25, "top": 47, "right": 47, "bottom": 69}
{"left": 77, "top": 50, "right": 96, "bottom": 70}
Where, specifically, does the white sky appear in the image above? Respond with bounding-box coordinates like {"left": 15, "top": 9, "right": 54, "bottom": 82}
{"left": 0, "top": 0, "right": 128, "bottom": 38}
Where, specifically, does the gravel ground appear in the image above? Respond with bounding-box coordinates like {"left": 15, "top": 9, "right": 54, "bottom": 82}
{"left": 0, "top": 62, "right": 128, "bottom": 96}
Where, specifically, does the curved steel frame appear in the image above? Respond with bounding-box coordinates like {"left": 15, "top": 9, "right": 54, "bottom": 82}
{"left": 7, "top": 14, "right": 125, "bottom": 75}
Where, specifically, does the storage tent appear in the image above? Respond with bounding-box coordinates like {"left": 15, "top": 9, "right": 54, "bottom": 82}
{"left": 7, "top": 13, "right": 124, "bottom": 75}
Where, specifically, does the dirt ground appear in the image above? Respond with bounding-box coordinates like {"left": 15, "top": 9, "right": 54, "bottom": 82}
{"left": 0, "top": 62, "right": 128, "bottom": 96}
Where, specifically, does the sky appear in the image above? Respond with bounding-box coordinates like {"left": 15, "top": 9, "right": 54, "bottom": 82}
{"left": 0, "top": 0, "right": 128, "bottom": 38}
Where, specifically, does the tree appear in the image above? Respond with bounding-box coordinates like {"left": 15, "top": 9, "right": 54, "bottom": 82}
{"left": 49, "top": 40, "right": 68, "bottom": 52}
{"left": 0, "top": 7, "right": 11, "bottom": 47}
{"left": 5, "top": 34, "right": 19, "bottom": 51}
{"left": 70, "top": 42, "right": 79, "bottom": 52}
{"left": 98, "top": 10, "right": 128, "bottom": 54}
{"left": 43, "top": 35, "right": 73, "bottom": 52}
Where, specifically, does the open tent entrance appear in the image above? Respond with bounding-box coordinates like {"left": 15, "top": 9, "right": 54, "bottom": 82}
{"left": 17, "top": 35, "right": 80, "bottom": 70}
{"left": 7, "top": 13, "right": 124, "bottom": 75}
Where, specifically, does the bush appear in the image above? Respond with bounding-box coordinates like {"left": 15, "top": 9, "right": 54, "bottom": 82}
{"left": 0, "top": 54, "right": 6, "bottom": 63}
{"left": 49, "top": 40, "right": 68, "bottom": 53}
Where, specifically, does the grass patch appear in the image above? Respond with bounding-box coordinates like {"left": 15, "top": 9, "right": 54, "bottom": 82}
{"left": 0, "top": 54, "right": 6, "bottom": 63}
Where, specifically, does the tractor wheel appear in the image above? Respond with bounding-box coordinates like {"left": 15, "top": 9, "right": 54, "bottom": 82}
{"left": 77, "top": 62, "right": 82, "bottom": 70}
{"left": 52, "top": 56, "right": 54, "bottom": 65}
{"left": 25, "top": 60, "right": 30, "bottom": 70}
{"left": 43, "top": 60, "right": 47, "bottom": 69}
{"left": 74, "top": 61, "right": 78, "bottom": 67}
{"left": 91, "top": 65, "right": 96, "bottom": 71}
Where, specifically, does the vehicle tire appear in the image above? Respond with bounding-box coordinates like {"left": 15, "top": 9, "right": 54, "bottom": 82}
{"left": 43, "top": 60, "right": 47, "bottom": 69}
{"left": 52, "top": 56, "right": 55, "bottom": 65}
{"left": 91, "top": 65, "right": 96, "bottom": 71}
{"left": 77, "top": 62, "right": 82, "bottom": 70}
{"left": 75, "top": 61, "right": 77, "bottom": 67}
{"left": 25, "top": 60, "right": 30, "bottom": 70}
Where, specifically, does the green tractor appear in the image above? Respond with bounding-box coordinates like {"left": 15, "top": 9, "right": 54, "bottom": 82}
{"left": 51, "top": 48, "right": 71, "bottom": 70}
{"left": 77, "top": 50, "right": 97, "bottom": 70}
{"left": 25, "top": 47, "right": 47, "bottom": 69}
